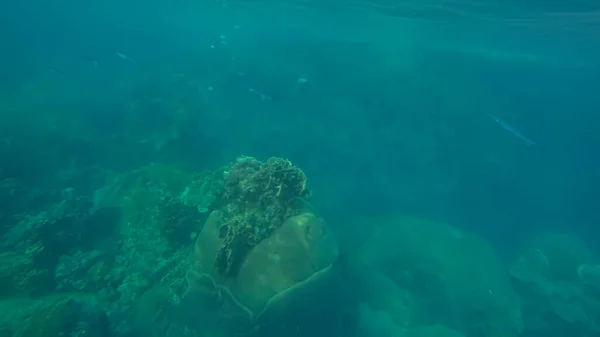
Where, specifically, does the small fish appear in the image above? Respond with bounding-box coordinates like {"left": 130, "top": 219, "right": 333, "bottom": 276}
{"left": 248, "top": 88, "right": 272, "bottom": 101}
{"left": 48, "top": 68, "right": 65, "bottom": 76}
{"left": 80, "top": 56, "right": 99, "bottom": 68}
{"left": 236, "top": 72, "right": 273, "bottom": 101}
{"left": 116, "top": 52, "right": 137, "bottom": 64}
{"left": 487, "top": 113, "right": 544, "bottom": 151}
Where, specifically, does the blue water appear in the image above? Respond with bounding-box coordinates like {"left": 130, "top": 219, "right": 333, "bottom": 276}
{"left": 1, "top": 1, "right": 599, "bottom": 336}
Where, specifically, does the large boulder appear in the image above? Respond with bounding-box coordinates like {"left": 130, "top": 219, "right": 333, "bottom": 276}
{"left": 352, "top": 214, "right": 523, "bottom": 337}
{"left": 178, "top": 157, "right": 341, "bottom": 337}
{"left": 192, "top": 210, "right": 338, "bottom": 313}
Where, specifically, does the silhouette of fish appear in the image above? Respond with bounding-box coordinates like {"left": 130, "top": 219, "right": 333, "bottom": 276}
{"left": 79, "top": 56, "right": 99, "bottom": 68}
{"left": 48, "top": 68, "right": 65, "bottom": 76}
{"left": 235, "top": 72, "right": 274, "bottom": 101}
{"left": 116, "top": 52, "right": 137, "bottom": 64}
{"left": 487, "top": 113, "right": 545, "bottom": 151}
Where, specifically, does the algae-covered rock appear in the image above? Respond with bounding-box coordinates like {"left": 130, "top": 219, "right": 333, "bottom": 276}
{"left": 193, "top": 210, "right": 338, "bottom": 313}
{"left": 0, "top": 297, "right": 76, "bottom": 337}
{"left": 91, "top": 163, "right": 215, "bottom": 247}
{"left": 185, "top": 210, "right": 341, "bottom": 337}
{"left": 180, "top": 170, "right": 225, "bottom": 212}
{"left": 184, "top": 157, "right": 340, "bottom": 337}
{"left": 215, "top": 156, "right": 309, "bottom": 277}
{"left": 157, "top": 194, "right": 206, "bottom": 244}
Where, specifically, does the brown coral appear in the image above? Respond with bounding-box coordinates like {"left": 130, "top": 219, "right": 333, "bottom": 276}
{"left": 157, "top": 194, "right": 205, "bottom": 245}
{"left": 214, "top": 156, "right": 309, "bottom": 277}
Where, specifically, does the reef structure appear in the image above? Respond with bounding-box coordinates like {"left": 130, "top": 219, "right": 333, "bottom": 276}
{"left": 214, "top": 156, "right": 308, "bottom": 277}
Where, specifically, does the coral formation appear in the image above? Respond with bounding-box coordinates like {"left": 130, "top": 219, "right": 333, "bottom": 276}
{"left": 157, "top": 194, "right": 205, "bottom": 245}
{"left": 509, "top": 232, "right": 600, "bottom": 335}
{"left": 0, "top": 195, "right": 115, "bottom": 297}
{"left": 0, "top": 296, "right": 109, "bottom": 337}
{"left": 180, "top": 170, "right": 225, "bottom": 212}
{"left": 214, "top": 156, "right": 308, "bottom": 277}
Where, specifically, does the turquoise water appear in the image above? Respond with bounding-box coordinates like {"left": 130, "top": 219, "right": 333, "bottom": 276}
{"left": 1, "top": 1, "right": 599, "bottom": 337}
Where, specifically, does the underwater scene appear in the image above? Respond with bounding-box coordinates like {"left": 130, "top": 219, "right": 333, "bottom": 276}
{"left": 1, "top": 0, "right": 600, "bottom": 336}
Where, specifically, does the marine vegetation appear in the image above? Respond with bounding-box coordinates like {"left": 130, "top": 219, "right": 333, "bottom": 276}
{"left": 214, "top": 156, "right": 309, "bottom": 277}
